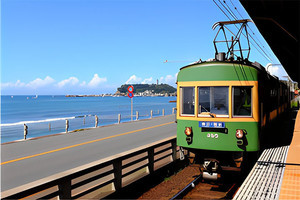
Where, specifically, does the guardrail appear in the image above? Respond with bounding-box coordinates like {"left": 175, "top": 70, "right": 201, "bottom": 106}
{"left": 1, "top": 108, "right": 177, "bottom": 143}
{"left": 2, "top": 136, "right": 185, "bottom": 199}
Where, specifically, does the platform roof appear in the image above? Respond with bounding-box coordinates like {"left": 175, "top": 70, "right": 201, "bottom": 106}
{"left": 240, "top": 0, "right": 300, "bottom": 84}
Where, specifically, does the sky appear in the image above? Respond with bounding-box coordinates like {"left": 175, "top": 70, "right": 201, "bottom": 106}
{"left": 1, "top": 0, "right": 289, "bottom": 95}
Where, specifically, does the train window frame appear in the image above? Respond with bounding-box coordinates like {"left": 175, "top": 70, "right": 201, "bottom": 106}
{"left": 180, "top": 87, "right": 195, "bottom": 116}
{"left": 232, "top": 86, "right": 253, "bottom": 118}
{"left": 197, "top": 86, "right": 229, "bottom": 118}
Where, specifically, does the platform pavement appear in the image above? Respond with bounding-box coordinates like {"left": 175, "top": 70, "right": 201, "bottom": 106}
{"left": 233, "top": 107, "right": 298, "bottom": 200}
{"left": 279, "top": 109, "right": 300, "bottom": 199}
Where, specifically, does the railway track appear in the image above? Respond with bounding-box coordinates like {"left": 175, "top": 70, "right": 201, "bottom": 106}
{"left": 168, "top": 165, "right": 242, "bottom": 199}
{"left": 170, "top": 165, "right": 242, "bottom": 200}
{"left": 137, "top": 163, "right": 243, "bottom": 199}
{"left": 170, "top": 174, "right": 202, "bottom": 200}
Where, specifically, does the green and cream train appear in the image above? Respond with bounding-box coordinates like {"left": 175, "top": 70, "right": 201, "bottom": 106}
{"left": 176, "top": 59, "right": 290, "bottom": 179}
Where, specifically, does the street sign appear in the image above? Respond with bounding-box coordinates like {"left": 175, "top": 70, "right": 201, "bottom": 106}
{"left": 128, "top": 92, "right": 134, "bottom": 98}
{"left": 127, "top": 86, "right": 134, "bottom": 121}
{"left": 127, "top": 86, "right": 134, "bottom": 93}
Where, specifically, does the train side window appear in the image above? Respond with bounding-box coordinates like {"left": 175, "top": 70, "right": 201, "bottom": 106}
{"left": 233, "top": 86, "right": 252, "bottom": 117}
{"left": 198, "top": 87, "right": 210, "bottom": 113}
{"left": 180, "top": 87, "right": 195, "bottom": 115}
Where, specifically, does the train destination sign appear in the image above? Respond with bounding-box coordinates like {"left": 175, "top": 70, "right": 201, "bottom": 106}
{"left": 199, "top": 121, "right": 225, "bottom": 128}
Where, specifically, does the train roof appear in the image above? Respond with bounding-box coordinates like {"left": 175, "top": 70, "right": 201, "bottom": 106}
{"left": 178, "top": 59, "right": 283, "bottom": 83}
{"left": 180, "top": 59, "right": 266, "bottom": 72}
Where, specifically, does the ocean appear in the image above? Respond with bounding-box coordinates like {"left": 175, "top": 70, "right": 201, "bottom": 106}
{"left": 1, "top": 95, "right": 177, "bottom": 143}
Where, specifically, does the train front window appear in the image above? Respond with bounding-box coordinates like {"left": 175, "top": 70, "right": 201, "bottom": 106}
{"left": 198, "top": 86, "right": 229, "bottom": 117}
{"left": 180, "top": 87, "right": 195, "bottom": 115}
{"left": 233, "top": 86, "right": 252, "bottom": 117}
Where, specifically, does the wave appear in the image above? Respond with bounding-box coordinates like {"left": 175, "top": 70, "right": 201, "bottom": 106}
{"left": 0, "top": 116, "right": 76, "bottom": 127}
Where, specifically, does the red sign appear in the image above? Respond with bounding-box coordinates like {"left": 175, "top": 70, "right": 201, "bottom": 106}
{"left": 127, "top": 86, "right": 134, "bottom": 93}
{"left": 128, "top": 86, "right": 134, "bottom": 98}
{"left": 128, "top": 92, "right": 134, "bottom": 98}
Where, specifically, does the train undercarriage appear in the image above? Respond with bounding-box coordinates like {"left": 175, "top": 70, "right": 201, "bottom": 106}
{"left": 180, "top": 148, "right": 258, "bottom": 182}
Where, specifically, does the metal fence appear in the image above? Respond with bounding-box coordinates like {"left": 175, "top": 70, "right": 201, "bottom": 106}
{"left": 1, "top": 108, "right": 176, "bottom": 142}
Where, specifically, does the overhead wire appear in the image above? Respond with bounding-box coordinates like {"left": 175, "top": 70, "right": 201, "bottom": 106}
{"left": 229, "top": 0, "right": 244, "bottom": 19}
{"left": 218, "top": 0, "right": 238, "bottom": 21}
{"left": 223, "top": 0, "right": 273, "bottom": 62}
{"left": 225, "top": 0, "right": 274, "bottom": 62}
{"left": 212, "top": 0, "right": 232, "bottom": 21}
{"left": 213, "top": 0, "right": 243, "bottom": 58}
{"left": 228, "top": 0, "right": 274, "bottom": 60}
{"left": 213, "top": 0, "right": 274, "bottom": 63}
{"left": 221, "top": 0, "right": 273, "bottom": 62}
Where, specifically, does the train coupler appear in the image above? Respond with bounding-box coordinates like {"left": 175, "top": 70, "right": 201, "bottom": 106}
{"left": 202, "top": 159, "right": 220, "bottom": 181}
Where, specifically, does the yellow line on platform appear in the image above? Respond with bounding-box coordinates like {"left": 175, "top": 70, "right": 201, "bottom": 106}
{"left": 1, "top": 121, "right": 174, "bottom": 166}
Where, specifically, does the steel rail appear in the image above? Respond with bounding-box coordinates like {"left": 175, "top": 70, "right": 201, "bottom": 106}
{"left": 169, "top": 174, "right": 202, "bottom": 200}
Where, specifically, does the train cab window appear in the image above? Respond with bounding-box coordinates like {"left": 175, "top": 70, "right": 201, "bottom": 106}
{"left": 233, "top": 86, "right": 252, "bottom": 117}
{"left": 198, "top": 86, "right": 229, "bottom": 117}
{"left": 180, "top": 87, "right": 195, "bottom": 115}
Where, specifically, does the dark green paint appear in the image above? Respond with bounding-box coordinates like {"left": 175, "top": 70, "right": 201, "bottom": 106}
{"left": 177, "top": 62, "right": 258, "bottom": 82}
{"left": 177, "top": 119, "right": 260, "bottom": 152}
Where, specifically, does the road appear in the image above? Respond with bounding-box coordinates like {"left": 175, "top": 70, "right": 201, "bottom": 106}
{"left": 1, "top": 115, "right": 176, "bottom": 191}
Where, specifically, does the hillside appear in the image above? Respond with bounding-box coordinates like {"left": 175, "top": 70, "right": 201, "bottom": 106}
{"left": 117, "top": 84, "right": 176, "bottom": 94}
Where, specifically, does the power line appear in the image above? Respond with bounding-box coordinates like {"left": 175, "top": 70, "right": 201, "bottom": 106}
{"left": 213, "top": 0, "right": 231, "bottom": 21}
{"left": 213, "top": 0, "right": 274, "bottom": 62}
{"left": 229, "top": 0, "right": 243, "bottom": 19}
{"left": 218, "top": 0, "right": 238, "bottom": 20}
{"left": 227, "top": 0, "right": 274, "bottom": 60}
{"left": 223, "top": 0, "right": 273, "bottom": 60}
{"left": 215, "top": 0, "right": 272, "bottom": 62}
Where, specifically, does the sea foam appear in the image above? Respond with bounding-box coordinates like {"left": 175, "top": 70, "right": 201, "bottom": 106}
{"left": 0, "top": 117, "right": 76, "bottom": 127}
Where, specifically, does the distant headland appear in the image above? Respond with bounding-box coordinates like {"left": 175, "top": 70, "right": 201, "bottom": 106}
{"left": 66, "top": 83, "right": 177, "bottom": 97}
{"left": 116, "top": 84, "right": 176, "bottom": 96}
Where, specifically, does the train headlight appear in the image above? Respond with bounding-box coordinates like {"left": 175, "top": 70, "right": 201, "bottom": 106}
{"left": 236, "top": 129, "right": 244, "bottom": 139}
{"left": 184, "top": 127, "right": 192, "bottom": 136}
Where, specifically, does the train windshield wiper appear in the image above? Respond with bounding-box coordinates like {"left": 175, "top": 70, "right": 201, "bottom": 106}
{"left": 199, "top": 105, "right": 216, "bottom": 118}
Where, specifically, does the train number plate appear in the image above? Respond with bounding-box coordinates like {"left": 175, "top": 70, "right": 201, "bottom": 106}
{"left": 207, "top": 133, "right": 219, "bottom": 138}
{"left": 199, "top": 121, "right": 225, "bottom": 128}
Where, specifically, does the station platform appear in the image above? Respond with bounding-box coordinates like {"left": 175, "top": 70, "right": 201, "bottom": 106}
{"left": 234, "top": 108, "right": 300, "bottom": 200}
{"left": 279, "top": 109, "right": 300, "bottom": 199}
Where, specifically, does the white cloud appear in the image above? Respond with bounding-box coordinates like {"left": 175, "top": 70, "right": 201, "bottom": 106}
{"left": 1, "top": 74, "right": 110, "bottom": 95}
{"left": 1, "top": 76, "right": 56, "bottom": 95}
{"left": 88, "top": 74, "right": 107, "bottom": 87}
{"left": 159, "top": 76, "right": 164, "bottom": 83}
{"left": 141, "top": 77, "right": 154, "bottom": 84}
{"left": 165, "top": 75, "right": 174, "bottom": 82}
{"left": 268, "top": 65, "right": 279, "bottom": 76}
{"left": 26, "top": 76, "right": 55, "bottom": 88}
{"left": 1, "top": 80, "right": 26, "bottom": 88}
{"left": 57, "top": 77, "right": 79, "bottom": 88}
{"left": 125, "top": 75, "right": 142, "bottom": 84}
{"left": 159, "top": 73, "right": 178, "bottom": 86}
{"left": 125, "top": 74, "right": 177, "bottom": 86}
{"left": 80, "top": 81, "right": 87, "bottom": 87}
